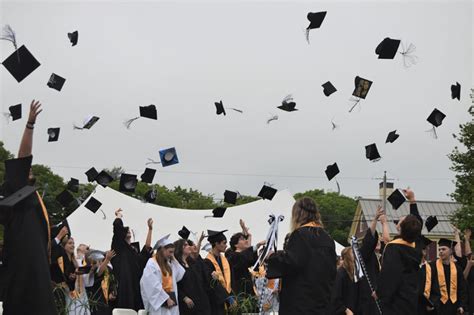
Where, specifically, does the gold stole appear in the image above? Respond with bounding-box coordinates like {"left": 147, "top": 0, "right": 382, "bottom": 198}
{"left": 36, "top": 192, "right": 51, "bottom": 262}
{"left": 161, "top": 270, "right": 173, "bottom": 293}
{"left": 386, "top": 238, "right": 416, "bottom": 248}
{"left": 58, "top": 256, "right": 64, "bottom": 273}
{"left": 101, "top": 269, "right": 110, "bottom": 303}
{"left": 424, "top": 262, "right": 432, "bottom": 299}
{"left": 300, "top": 222, "right": 322, "bottom": 229}
{"left": 206, "top": 252, "right": 232, "bottom": 294}
{"left": 436, "top": 259, "right": 457, "bottom": 304}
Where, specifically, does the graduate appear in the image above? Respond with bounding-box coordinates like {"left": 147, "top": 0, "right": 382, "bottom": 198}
{"left": 430, "top": 238, "right": 468, "bottom": 315}
{"left": 110, "top": 209, "right": 153, "bottom": 311}
{"left": 331, "top": 247, "right": 358, "bottom": 315}
{"left": 376, "top": 215, "right": 422, "bottom": 315}
{"left": 266, "top": 197, "right": 336, "bottom": 315}
{"left": 140, "top": 235, "right": 185, "bottom": 315}
{"left": 0, "top": 100, "right": 57, "bottom": 315}
{"left": 461, "top": 229, "right": 473, "bottom": 315}
{"left": 417, "top": 236, "right": 439, "bottom": 315}
{"left": 86, "top": 250, "right": 116, "bottom": 315}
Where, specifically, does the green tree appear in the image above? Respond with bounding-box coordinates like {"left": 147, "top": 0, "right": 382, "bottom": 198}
{"left": 449, "top": 112, "right": 474, "bottom": 230}
{"left": 294, "top": 189, "right": 358, "bottom": 246}
{"left": 0, "top": 141, "right": 14, "bottom": 182}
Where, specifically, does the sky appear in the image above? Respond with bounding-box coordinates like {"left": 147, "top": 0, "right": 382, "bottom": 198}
{"left": 0, "top": 0, "right": 472, "bottom": 202}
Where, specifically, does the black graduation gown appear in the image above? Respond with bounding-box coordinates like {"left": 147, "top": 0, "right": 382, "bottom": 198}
{"left": 376, "top": 242, "right": 420, "bottom": 315}
{"left": 430, "top": 260, "right": 468, "bottom": 315}
{"left": 177, "top": 256, "right": 212, "bottom": 315}
{"left": 0, "top": 155, "right": 57, "bottom": 315}
{"left": 467, "top": 267, "right": 474, "bottom": 315}
{"left": 266, "top": 225, "right": 337, "bottom": 315}
{"left": 86, "top": 267, "right": 113, "bottom": 315}
{"left": 417, "top": 263, "right": 439, "bottom": 315}
{"left": 331, "top": 267, "right": 358, "bottom": 315}
{"left": 203, "top": 254, "right": 231, "bottom": 315}
{"left": 357, "top": 229, "right": 380, "bottom": 315}
{"left": 225, "top": 246, "right": 258, "bottom": 296}
{"left": 110, "top": 218, "right": 151, "bottom": 311}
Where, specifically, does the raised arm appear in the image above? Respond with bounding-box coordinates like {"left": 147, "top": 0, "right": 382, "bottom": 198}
{"left": 97, "top": 250, "right": 116, "bottom": 277}
{"left": 370, "top": 206, "right": 383, "bottom": 236}
{"left": 464, "top": 229, "right": 472, "bottom": 257}
{"left": 240, "top": 219, "right": 252, "bottom": 245}
{"left": 145, "top": 218, "right": 153, "bottom": 249}
{"left": 379, "top": 213, "right": 391, "bottom": 244}
{"left": 454, "top": 227, "right": 462, "bottom": 258}
{"left": 18, "top": 100, "right": 42, "bottom": 158}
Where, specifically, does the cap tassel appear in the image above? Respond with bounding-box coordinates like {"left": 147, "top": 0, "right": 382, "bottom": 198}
{"left": 145, "top": 158, "right": 161, "bottom": 166}
{"left": 399, "top": 42, "right": 419, "bottom": 68}
{"left": 305, "top": 28, "right": 310, "bottom": 44}
{"left": 426, "top": 126, "right": 438, "bottom": 139}
{"left": 267, "top": 115, "right": 278, "bottom": 124}
{"left": 336, "top": 180, "right": 341, "bottom": 195}
{"left": 1, "top": 25, "right": 19, "bottom": 62}
{"left": 228, "top": 108, "right": 243, "bottom": 113}
{"left": 331, "top": 119, "right": 338, "bottom": 131}
{"left": 124, "top": 117, "right": 140, "bottom": 129}
{"left": 348, "top": 97, "right": 361, "bottom": 113}
{"left": 3, "top": 112, "right": 12, "bottom": 123}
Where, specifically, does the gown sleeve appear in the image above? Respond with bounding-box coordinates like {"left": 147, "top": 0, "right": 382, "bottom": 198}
{"left": 331, "top": 269, "right": 348, "bottom": 315}
{"left": 140, "top": 259, "right": 169, "bottom": 311}
{"left": 111, "top": 218, "right": 128, "bottom": 254}
{"left": 266, "top": 229, "right": 308, "bottom": 278}
{"left": 360, "top": 229, "right": 378, "bottom": 263}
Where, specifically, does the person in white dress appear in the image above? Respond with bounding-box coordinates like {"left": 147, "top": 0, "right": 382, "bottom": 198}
{"left": 65, "top": 244, "right": 94, "bottom": 315}
{"left": 140, "top": 234, "right": 185, "bottom": 315}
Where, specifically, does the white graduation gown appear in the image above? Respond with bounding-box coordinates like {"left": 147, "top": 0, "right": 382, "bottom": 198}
{"left": 140, "top": 258, "right": 185, "bottom": 315}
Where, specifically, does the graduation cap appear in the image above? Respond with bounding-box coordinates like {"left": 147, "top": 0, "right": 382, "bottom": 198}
{"left": 74, "top": 116, "right": 100, "bottom": 130}
{"left": 144, "top": 188, "right": 157, "bottom": 203}
{"left": 67, "top": 178, "right": 79, "bottom": 193}
{"left": 124, "top": 105, "right": 158, "bottom": 128}
{"left": 7, "top": 104, "right": 21, "bottom": 121}
{"left": 425, "top": 215, "right": 438, "bottom": 232}
{"left": 130, "top": 242, "right": 140, "bottom": 253}
{"left": 215, "top": 101, "right": 226, "bottom": 116}
{"left": 201, "top": 243, "right": 212, "bottom": 252}
{"left": 119, "top": 173, "right": 138, "bottom": 193}
{"left": 322, "top": 81, "right": 337, "bottom": 97}
{"left": 305, "top": 11, "right": 327, "bottom": 43}
{"left": 47, "top": 128, "right": 60, "bottom": 142}
{"left": 210, "top": 207, "right": 227, "bottom": 218}
{"left": 153, "top": 234, "right": 172, "bottom": 250}
{"left": 140, "top": 168, "right": 156, "bottom": 183}
{"left": 426, "top": 108, "right": 446, "bottom": 139}
{"left": 0, "top": 185, "right": 37, "bottom": 211}
{"left": 47, "top": 73, "right": 66, "bottom": 91}
{"left": 2, "top": 45, "right": 41, "bottom": 83}
{"left": 56, "top": 190, "right": 74, "bottom": 208}
{"left": 258, "top": 185, "right": 277, "bottom": 200}
{"left": 68, "top": 31, "right": 78, "bottom": 46}
{"left": 224, "top": 190, "right": 238, "bottom": 205}
{"left": 88, "top": 250, "right": 106, "bottom": 261}
{"left": 95, "top": 170, "right": 114, "bottom": 187}
{"left": 438, "top": 238, "right": 457, "bottom": 249}
{"left": 352, "top": 76, "right": 373, "bottom": 100}
{"left": 387, "top": 189, "right": 406, "bottom": 210}
{"left": 451, "top": 82, "right": 461, "bottom": 100}
{"left": 51, "top": 219, "right": 71, "bottom": 238}
{"left": 325, "top": 163, "right": 339, "bottom": 181}
{"left": 84, "top": 197, "right": 102, "bottom": 213}
{"left": 207, "top": 229, "right": 228, "bottom": 244}
{"left": 365, "top": 143, "right": 381, "bottom": 162}
{"left": 385, "top": 130, "right": 399, "bottom": 143}
{"left": 85, "top": 167, "right": 99, "bottom": 182}
{"left": 375, "top": 37, "right": 401, "bottom": 59}
{"left": 178, "top": 226, "right": 190, "bottom": 240}
{"left": 159, "top": 147, "right": 179, "bottom": 167}
{"left": 278, "top": 95, "right": 297, "bottom": 112}
{"left": 421, "top": 235, "right": 433, "bottom": 249}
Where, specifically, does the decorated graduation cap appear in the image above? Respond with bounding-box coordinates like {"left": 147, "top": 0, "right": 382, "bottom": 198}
{"left": 159, "top": 147, "right": 179, "bottom": 167}
{"left": 144, "top": 188, "right": 157, "bottom": 203}
{"left": 140, "top": 168, "right": 156, "bottom": 183}
{"left": 6, "top": 104, "right": 21, "bottom": 121}
{"left": 2, "top": 45, "right": 41, "bottom": 83}
{"left": 153, "top": 234, "right": 172, "bottom": 250}
{"left": 178, "top": 226, "right": 190, "bottom": 240}
{"left": 365, "top": 143, "right": 381, "bottom": 162}
{"left": 74, "top": 116, "right": 100, "bottom": 130}
{"left": 68, "top": 31, "right": 78, "bottom": 46}
{"left": 425, "top": 215, "right": 439, "bottom": 232}
{"left": 305, "top": 11, "right": 327, "bottom": 43}
{"left": 67, "top": 178, "right": 80, "bottom": 193}
{"left": 322, "top": 81, "right": 337, "bottom": 97}
{"left": 451, "top": 82, "right": 461, "bottom": 101}
{"left": 214, "top": 100, "right": 242, "bottom": 116}
{"left": 438, "top": 238, "right": 457, "bottom": 249}
{"left": 375, "top": 37, "right": 401, "bottom": 59}
{"left": 84, "top": 197, "right": 102, "bottom": 213}
{"left": 124, "top": 104, "right": 157, "bottom": 129}
{"left": 224, "top": 190, "right": 238, "bottom": 205}
{"left": 119, "top": 173, "right": 138, "bottom": 193}
{"left": 47, "top": 128, "right": 60, "bottom": 142}
{"left": 258, "top": 184, "right": 277, "bottom": 200}
{"left": 95, "top": 170, "right": 114, "bottom": 187}
{"left": 85, "top": 167, "right": 99, "bottom": 182}
{"left": 426, "top": 108, "right": 446, "bottom": 139}
{"left": 349, "top": 76, "right": 373, "bottom": 112}
{"left": 387, "top": 189, "right": 406, "bottom": 210}
{"left": 385, "top": 130, "right": 399, "bottom": 143}
{"left": 207, "top": 229, "right": 228, "bottom": 244}
{"left": 56, "top": 189, "right": 74, "bottom": 208}
{"left": 278, "top": 94, "right": 298, "bottom": 112}
{"left": 325, "top": 163, "right": 339, "bottom": 181}
{"left": 47, "top": 73, "right": 66, "bottom": 91}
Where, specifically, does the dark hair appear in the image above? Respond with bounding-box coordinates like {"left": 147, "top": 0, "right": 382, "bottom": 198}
{"left": 400, "top": 215, "right": 422, "bottom": 243}
{"left": 230, "top": 233, "right": 247, "bottom": 251}
{"left": 291, "top": 197, "right": 322, "bottom": 231}
{"left": 173, "top": 239, "right": 187, "bottom": 265}
{"left": 283, "top": 233, "right": 291, "bottom": 250}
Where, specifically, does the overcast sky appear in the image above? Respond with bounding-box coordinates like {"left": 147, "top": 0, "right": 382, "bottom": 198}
{"left": 1, "top": 0, "right": 472, "bottom": 202}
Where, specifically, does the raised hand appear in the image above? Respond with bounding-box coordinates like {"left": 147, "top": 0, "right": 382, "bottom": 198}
{"left": 402, "top": 188, "right": 415, "bottom": 202}
{"left": 115, "top": 209, "right": 123, "bottom": 218}
{"left": 56, "top": 226, "right": 69, "bottom": 241}
{"left": 105, "top": 250, "right": 116, "bottom": 262}
{"left": 27, "top": 100, "right": 42, "bottom": 124}
{"left": 147, "top": 218, "right": 153, "bottom": 230}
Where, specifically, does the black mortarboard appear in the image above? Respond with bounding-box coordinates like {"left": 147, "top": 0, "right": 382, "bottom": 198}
{"left": 365, "top": 143, "right": 381, "bottom": 162}
{"left": 178, "top": 226, "right": 190, "bottom": 240}
{"left": 47, "top": 73, "right": 66, "bottom": 91}
{"left": 207, "top": 229, "right": 228, "bottom": 244}
{"left": 47, "top": 128, "right": 60, "bottom": 142}
{"left": 375, "top": 37, "right": 401, "bottom": 59}
{"left": 95, "top": 171, "right": 114, "bottom": 187}
{"left": 68, "top": 31, "right": 78, "bottom": 46}
{"left": 224, "top": 190, "right": 237, "bottom": 204}
{"left": 387, "top": 189, "right": 406, "bottom": 210}
{"left": 215, "top": 101, "right": 226, "bottom": 116}
{"left": 2, "top": 45, "right": 41, "bottom": 83}
{"left": 438, "top": 238, "right": 457, "bottom": 248}
{"left": 258, "top": 185, "right": 277, "bottom": 200}
{"left": 278, "top": 95, "right": 298, "bottom": 112}
{"left": 427, "top": 108, "right": 446, "bottom": 127}
{"left": 159, "top": 147, "right": 179, "bottom": 167}
{"left": 139, "top": 104, "right": 157, "bottom": 120}
{"left": 352, "top": 76, "right": 373, "bottom": 99}
{"left": 0, "top": 185, "right": 36, "bottom": 211}
{"left": 84, "top": 197, "right": 102, "bottom": 213}
{"left": 325, "top": 163, "right": 339, "bottom": 181}
{"left": 421, "top": 235, "right": 433, "bottom": 249}
{"left": 67, "top": 178, "right": 79, "bottom": 193}
{"left": 425, "top": 215, "right": 439, "bottom": 232}
{"left": 130, "top": 242, "right": 140, "bottom": 252}
{"left": 385, "top": 130, "right": 399, "bottom": 143}
{"left": 85, "top": 167, "right": 99, "bottom": 182}
{"left": 140, "top": 168, "right": 156, "bottom": 183}
{"left": 306, "top": 11, "right": 327, "bottom": 30}
{"left": 212, "top": 207, "right": 227, "bottom": 218}
{"left": 144, "top": 189, "right": 157, "bottom": 203}
{"left": 451, "top": 82, "right": 461, "bottom": 100}
{"left": 119, "top": 173, "right": 138, "bottom": 193}
{"left": 8, "top": 104, "right": 21, "bottom": 121}
{"left": 322, "top": 81, "right": 337, "bottom": 97}
{"left": 56, "top": 189, "right": 74, "bottom": 208}
{"left": 75, "top": 116, "right": 100, "bottom": 130}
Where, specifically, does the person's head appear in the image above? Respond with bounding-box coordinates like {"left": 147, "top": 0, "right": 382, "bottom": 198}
{"left": 63, "top": 237, "right": 75, "bottom": 256}
{"left": 187, "top": 240, "right": 198, "bottom": 255}
{"left": 341, "top": 247, "right": 355, "bottom": 281}
{"left": 290, "top": 197, "right": 322, "bottom": 232}
{"left": 155, "top": 243, "right": 175, "bottom": 275}
{"left": 125, "top": 227, "right": 132, "bottom": 244}
{"left": 399, "top": 215, "right": 422, "bottom": 243}
{"left": 161, "top": 243, "right": 175, "bottom": 260}
{"left": 396, "top": 216, "right": 407, "bottom": 233}
{"left": 437, "top": 239, "right": 456, "bottom": 262}
{"left": 210, "top": 238, "right": 227, "bottom": 253}
{"left": 77, "top": 244, "right": 90, "bottom": 258}
{"left": 230, "top": 232, "right": 249, "bottom": 251}
{"left": 174, "top": 239, "right": 192, "bottom": 264}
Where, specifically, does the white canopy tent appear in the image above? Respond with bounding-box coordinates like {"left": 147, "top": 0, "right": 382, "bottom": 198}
{"left": 67, "top": 186, "right": 345, "bottom": 256}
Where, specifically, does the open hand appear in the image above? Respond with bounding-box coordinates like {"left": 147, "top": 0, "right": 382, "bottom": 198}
{"left": 28, "top": 100, "right": 42, "bottom": 124}
{"left": 105, "top": 250, "right": 116, "bottom": 261}
{"left": 115, "top": 209, "right": 123, "bottom": 218}
{"left": 402, "top": 188, "right": 415, "bottom": 202}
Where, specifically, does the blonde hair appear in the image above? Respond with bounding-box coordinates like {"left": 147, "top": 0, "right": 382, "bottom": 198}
{"left": 290, "top": 197, "right": 322, "bottom": 232}
{"left": 341, "top": 247, "right": 355, "bottom": 282}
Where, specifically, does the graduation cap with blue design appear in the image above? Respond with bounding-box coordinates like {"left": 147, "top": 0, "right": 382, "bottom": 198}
{"left": 159, "top": 147, "right": 179, "bottom": 167}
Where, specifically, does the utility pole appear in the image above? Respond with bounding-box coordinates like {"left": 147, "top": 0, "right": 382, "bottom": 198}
{"left": 373, "top": 171, "right": 395, "bottom": 212}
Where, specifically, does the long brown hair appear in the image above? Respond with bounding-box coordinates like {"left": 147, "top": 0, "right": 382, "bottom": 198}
{"left": 290, "top": 197, "right": 323, "bottom": 232}
{"left": 62, "top": 236, "right": 79, "bottom": 268}
{"left": 155, "top": 244, "right": 174, "bottom": 276}
{"left": 340, "top": 247, "right": 355, "bottom": 282}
